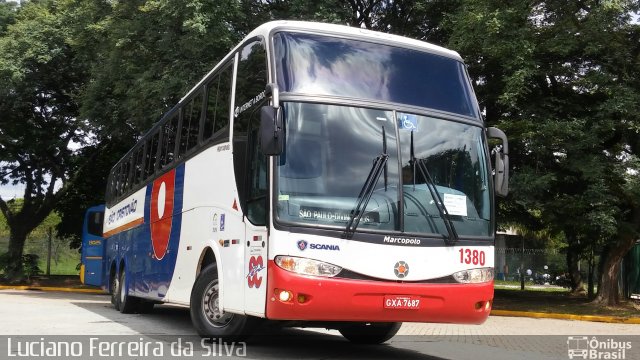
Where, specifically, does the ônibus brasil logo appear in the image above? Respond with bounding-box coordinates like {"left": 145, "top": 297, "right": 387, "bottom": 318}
{"left": 567, "top": 336, "right": 632, "bottom": 359}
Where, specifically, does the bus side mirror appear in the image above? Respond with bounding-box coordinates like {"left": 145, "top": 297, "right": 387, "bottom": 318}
{"left": 260, "top": 106, "right": 283, "bottom": 156}
{"left": 487, "top": 127, "right": 509, "bottom": 197}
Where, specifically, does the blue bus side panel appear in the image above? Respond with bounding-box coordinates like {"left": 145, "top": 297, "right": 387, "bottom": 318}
{"left": 81, "top": 205, "right": 105, "bottom": 287}
{"left": 104, "top": 165, "right": 185, "bottom": 300}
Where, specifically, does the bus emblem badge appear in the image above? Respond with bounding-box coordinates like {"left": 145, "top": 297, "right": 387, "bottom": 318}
{"left": 150, "top": 169, "right": 176, "bottom": 260}
{"left": 394, "top": 261, "right": 409, "bottom": 278}
{"left": 297, "top": 240, "right": 308, "bottom": 251}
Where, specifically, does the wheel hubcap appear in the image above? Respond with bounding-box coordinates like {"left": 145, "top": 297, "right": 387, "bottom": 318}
{"left": 202, "top": 281, "right": 233, "bottom": 327}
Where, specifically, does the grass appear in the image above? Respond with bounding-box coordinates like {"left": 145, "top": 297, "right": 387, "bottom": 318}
{"left": 0, "top": 234, "right": 80, "bottom": 277}
{"left": 493, "top": 288, "right": 640, "bottom": 318}
{"left": 494, "top": 280, "right": 571, "bottom": 293}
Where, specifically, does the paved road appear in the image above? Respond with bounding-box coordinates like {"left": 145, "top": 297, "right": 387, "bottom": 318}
{"left": 1, "top": 290, "right": 638, "bottom": 360}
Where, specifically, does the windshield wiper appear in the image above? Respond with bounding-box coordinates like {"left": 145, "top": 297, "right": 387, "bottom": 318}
{"left": 343, "top": 154, "right": 388, "bottom": 239}
{"left": 410, "top": 131, "right": 459, "bottom": 245}
{"left": 344, "top": 127, "right": 389, "bottom": 239}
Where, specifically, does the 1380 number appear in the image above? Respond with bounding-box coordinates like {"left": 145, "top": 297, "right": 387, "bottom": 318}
{"left": 459, "top": 248, "right": 485, "bottom": 266}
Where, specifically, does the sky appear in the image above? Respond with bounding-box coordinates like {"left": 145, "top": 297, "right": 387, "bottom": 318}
{"left": 0, "top": 184, "right": 23, "bottom": 200}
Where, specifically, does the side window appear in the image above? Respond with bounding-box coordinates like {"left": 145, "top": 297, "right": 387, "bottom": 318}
{"left": 180, "top": 92, "right": 203, "bottom": 156}
{"left": 87, "top": 211, "right": 104, "bottom": 237}
{"left": 204, "top": 61, "right": 233, "bottom": 143}
{"left": 233, "top": 38, "right": 268, "bottom": 217}
{"left": 115, "top": 164, "right": 123, "bottom": 197}
{"left": 160, "top": 113, "right": 179, "bottom": 168}
{"left": 144, "top": 132, "right": 159, "bottom": 179}
{"left": 107, "top": 171, "right": 116, "bottom": 203}
{"left": 234, "top": 39, "right": 267, "bottom": 139}
{"left": 246, "top": 119, "right": 268, "bottom": 225}
{"left": 121, "top": 158, "right": 131, "bottom": 195}
{"left": 133, "top": 146, "right": 144, "bottom": 185}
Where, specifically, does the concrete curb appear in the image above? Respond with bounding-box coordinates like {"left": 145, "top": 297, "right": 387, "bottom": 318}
{"left": 491, "top": 309, "right": 640, "bottom": 324}
{"left": 0, "top": 285, "right": 105, "bottom": 294}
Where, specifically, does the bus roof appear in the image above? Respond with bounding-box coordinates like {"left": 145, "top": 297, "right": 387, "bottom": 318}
{"left": 180, "top": 21, "right": 463, "bottom": 104}
{"left": 247, "top": 20, "right": 462, "bottom": 61}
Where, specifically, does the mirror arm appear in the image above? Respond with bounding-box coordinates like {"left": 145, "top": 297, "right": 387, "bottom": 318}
{"left": 265, "top": 83, "right": 279, "bottom": 109}
{"left": 487, "top": 127, "right": 508, "bottom": 155}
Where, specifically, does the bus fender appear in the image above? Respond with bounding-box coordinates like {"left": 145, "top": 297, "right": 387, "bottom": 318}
{"left": 196, "top": 244, "right": 225, "bottom": 314}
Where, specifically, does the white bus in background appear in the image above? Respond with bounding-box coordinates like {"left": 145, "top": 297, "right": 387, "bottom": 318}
{"left": 81, "top": 20, "right": 509, "bottom": 344}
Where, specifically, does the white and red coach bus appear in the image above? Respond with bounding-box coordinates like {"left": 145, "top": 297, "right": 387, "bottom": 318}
{"left": 81, "top": 20, "right": 509, "bottom": 343}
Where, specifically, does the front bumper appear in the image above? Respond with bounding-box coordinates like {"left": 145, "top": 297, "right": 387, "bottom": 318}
{"left": 265, "top": 260, "right": 493, "bottom": 323}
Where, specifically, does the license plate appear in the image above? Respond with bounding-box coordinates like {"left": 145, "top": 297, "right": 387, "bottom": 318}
{"left": 383, "top": 295, "right": 421, "bottom": 309}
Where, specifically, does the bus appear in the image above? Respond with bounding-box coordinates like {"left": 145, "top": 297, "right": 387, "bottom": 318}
{"left": 81, "top": 20, "right": 509, "bottom": 343}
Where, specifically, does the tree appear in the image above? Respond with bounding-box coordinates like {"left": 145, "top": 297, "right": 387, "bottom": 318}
{"left": 447, "top": 0, "right": 640, "bottom": 304}
{"left": 0, "top": 0, "right": 89, "bottom": 279}
{"left": 0, "top": 0, "right": 16, "bottom": 35}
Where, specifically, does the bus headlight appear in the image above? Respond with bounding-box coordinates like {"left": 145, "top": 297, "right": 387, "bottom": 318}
{"left": 452, "top": 268, "right": 494, "bottom": 283}
{"left": 275, "top": 256, "right": 342, "bottom": 277}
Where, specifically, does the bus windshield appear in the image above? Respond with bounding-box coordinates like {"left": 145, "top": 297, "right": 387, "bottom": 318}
{"left": 274, "top": 32, "right": 478, "bottom": 118}
{"left": 275, "top": 102, "right": 492, "bottom": 238}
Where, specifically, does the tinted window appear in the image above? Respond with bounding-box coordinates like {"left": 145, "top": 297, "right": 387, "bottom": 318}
{"left": 246, "top": 118, "right": 267, "bottom": 225}
{"left": 204, "top": 62, "right": 233, "bottom": 143}
{"left": 144, "top": 132, "right": 159, "bottom": 179}
{"left": 87, "top": 211, "right": 104, "bottom": 237}
{"left": 133, "top": 147, "right": 144, "bottom": 185}
{"left": 180, "top": 93, "right": 203, "bottom": 155}
{"left": 274, "top": 32, "right": 477, "bottom": 118}
{"left": 234, "top": 39, "right": 267, "bottom": 138}
{"left": 121, "top": 159, "right": 131, "bottom": 194}
{"left": 160, "top": 113, "right": 179, "bottom": 168}
{"left": 233, "top": 38, "right": 268, "bottom": 214}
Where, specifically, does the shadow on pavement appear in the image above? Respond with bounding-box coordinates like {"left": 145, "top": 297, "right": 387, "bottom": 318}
{"left": 66, "top": 294, "right": 440, "bottom": 359}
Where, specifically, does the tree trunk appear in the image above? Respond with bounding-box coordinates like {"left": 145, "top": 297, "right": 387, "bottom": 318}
{"left": 566, "top": 245, "right": 585, "bottom": 294}
{"left": 5, "top": 228, "right": 28, "bottom": 281}
{"left": 593, "top": 235, "right": 637, "bottom": 306}
{"left": 587, "top": 256, "right": 595, "bottom": 299}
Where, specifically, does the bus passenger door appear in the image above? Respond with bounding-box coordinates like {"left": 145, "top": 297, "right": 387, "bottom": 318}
{"left": 244, "top": 225, "right": 268, "bottom": 316}
{"left": 81, "top": 205, "right": 105, "bottom": 287}
{"left": 243, "top": 114, "right": 269, "bottom": 317}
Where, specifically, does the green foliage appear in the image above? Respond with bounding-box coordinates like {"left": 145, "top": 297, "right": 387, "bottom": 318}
{"left": 0, "top": 253, "right": 42, "bottom": 279}
{"left": 447, "top": 0, "right": 640, "bottom": 300}
{"left": 76, "top": 0, "right": 244, "bottom": 135}
{"left": 0, "top": 0, "right": 16, "bottom": 35}
{"left": 21, "top": 253, "right": 41, "bottom": 278}
{"left": 448, "top": 0, "right": 640, "bottom": 240}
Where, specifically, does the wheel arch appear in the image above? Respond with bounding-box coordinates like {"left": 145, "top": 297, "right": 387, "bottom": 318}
{"left": 195, "top": 245, "right": 224, "bottom": 310}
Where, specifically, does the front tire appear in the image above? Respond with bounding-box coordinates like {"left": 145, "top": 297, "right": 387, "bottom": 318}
{"left": 190, "top": 264, "right": 256, "bottom": 341}
{"left": 338, "top": 322, "right": 401, "bottom": 344}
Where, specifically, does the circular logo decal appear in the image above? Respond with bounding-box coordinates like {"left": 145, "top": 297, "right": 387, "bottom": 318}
{"left": 150, "top": 170, "right": 176, "bottom": 260}
{"left": 394, "top": 261, "right": 409, "bottom": 278}
{"left": 297, "top": 240, "right": 308, "bottom": 251}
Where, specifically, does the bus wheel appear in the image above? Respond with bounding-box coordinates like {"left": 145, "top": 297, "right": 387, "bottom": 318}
{"left": 117, "top": 270, "right": 139, "bottom": 314}
{"left": 190, "top": 264, "right": 255, "bottom": 341}
{"left": 338, "top": 322, "right": 401, "bottom": 344}
{"left": 111, "top": 272, "right": 120, "bottom": 311}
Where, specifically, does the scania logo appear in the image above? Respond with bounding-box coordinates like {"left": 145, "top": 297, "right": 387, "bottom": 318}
{"left": 296, "top": 240, "right": 340, "bottom": 251}
{"left": 310, "top": 244, "right": 340, "bottom": 251}
{"left": 394, "top": 261, "right": 409, "bottom": 278}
